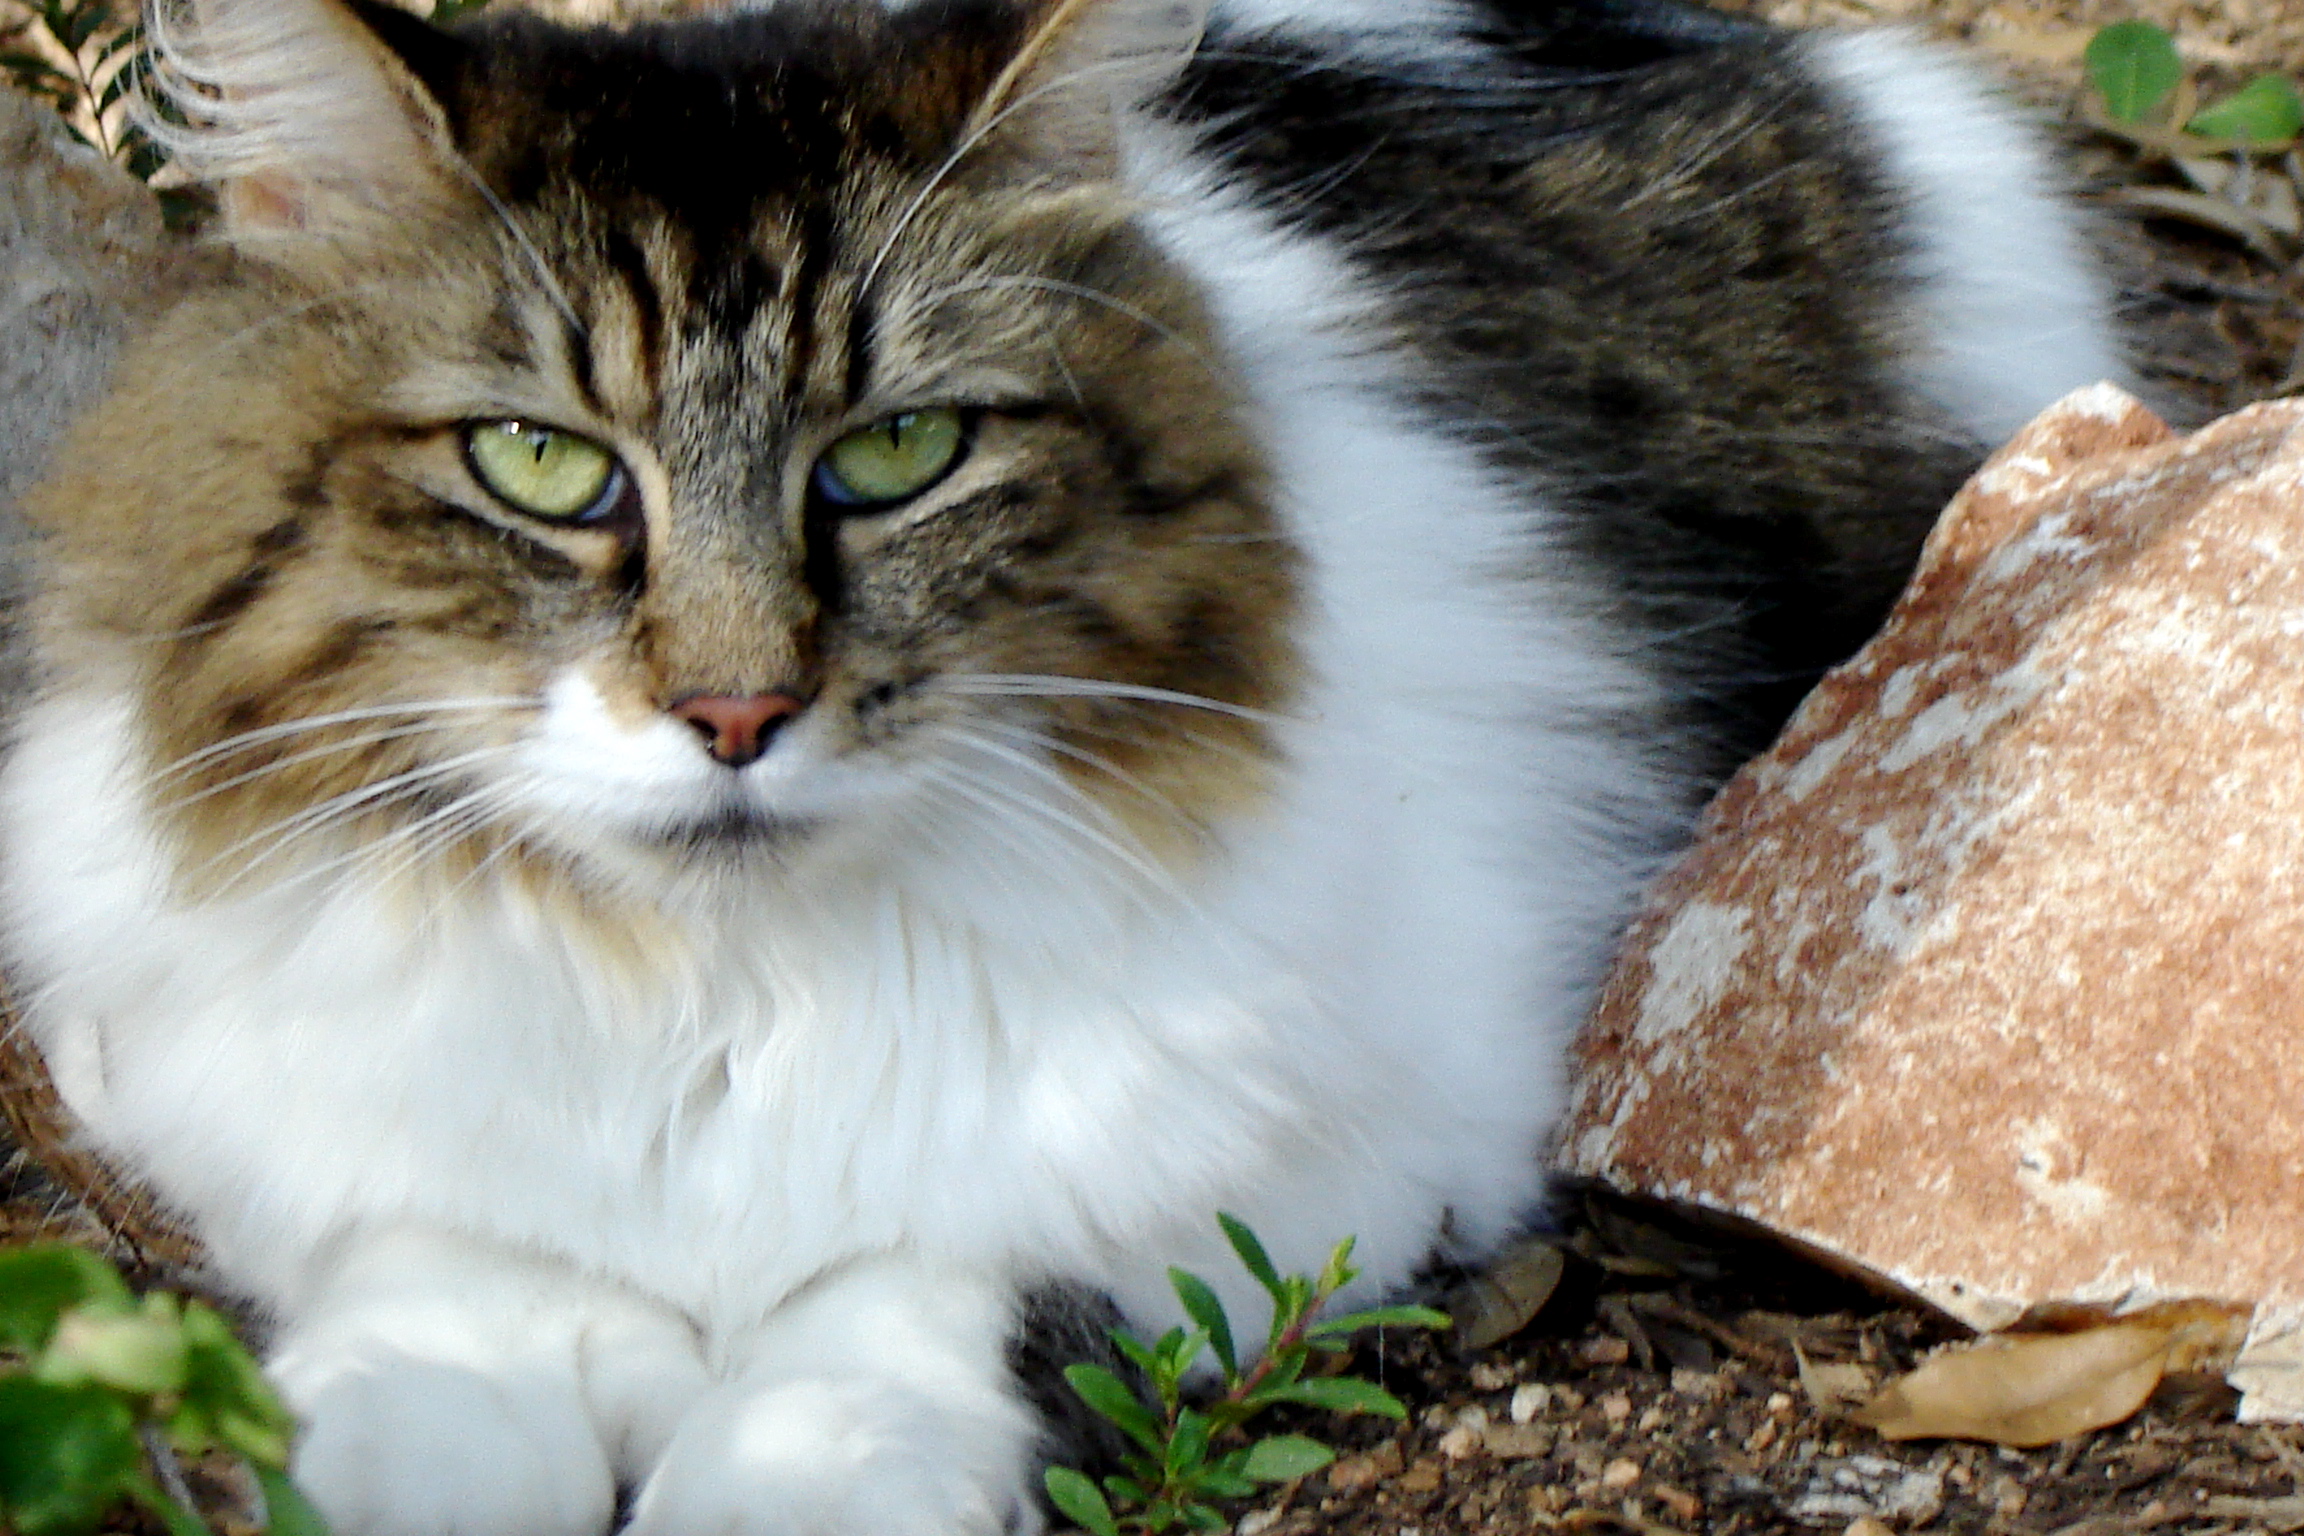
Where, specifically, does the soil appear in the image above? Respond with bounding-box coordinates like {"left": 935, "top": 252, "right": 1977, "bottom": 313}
{"left": 7, "top": 1, "right": 2304, "bottom": 1532}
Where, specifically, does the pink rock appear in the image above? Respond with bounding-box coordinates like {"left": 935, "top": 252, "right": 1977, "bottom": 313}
{"left": 1561, "top": 384, "right": 2304, "bottom": 1419}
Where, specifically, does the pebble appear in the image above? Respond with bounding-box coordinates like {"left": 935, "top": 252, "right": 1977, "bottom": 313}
{"left": 1598, "top": 1392, "right": 1633, "bottom": 1424}
{"left": 1579, "top": 1336, "right": 1632, "bottom": 1367}
{"left": 1509, "top": 1383, "right": 1550, "bottom": 1424}
{"left": 1324, "top": 1441, "right": 1404, "bottom": 1492}
{"left": 1436, "top": 1425, "right": 1484, "bottom": 1461}
{"left": 1654, "top": 1485, "right": 1703, "bottom": 1522}
{"left": 1601, "top": 1458, "right": 1643, "bottom": 1490}
{"left": 1468, "top": 1361, "right": 1516, "bottom": 1391}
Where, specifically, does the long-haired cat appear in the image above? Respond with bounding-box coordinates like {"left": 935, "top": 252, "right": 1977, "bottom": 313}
{"left": 1, "top": 0, "right": 2120, "bottom": 1529}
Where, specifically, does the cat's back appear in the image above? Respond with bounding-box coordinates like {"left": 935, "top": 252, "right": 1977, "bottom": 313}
{"left": 1161, "top": 0, "right": 2122, "bottom": 751}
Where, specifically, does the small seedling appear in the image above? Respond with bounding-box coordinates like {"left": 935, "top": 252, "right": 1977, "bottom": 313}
{"left": 1044, "top": 1215, "right": 1449, "bottom": 1536}
{"left": 2081, "top": 19, "right": 2304, "bottom": 262}
{"left": 0, "top": 1243, "right": 328, "bottom": 1536}
{"left": 2084, "top": 19, "right": 2304, "bottom": 148}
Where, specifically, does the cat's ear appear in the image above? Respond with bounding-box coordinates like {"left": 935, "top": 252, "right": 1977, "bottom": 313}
{"left": 964, "top": 0, "right": 1213, "bottom": 174}
{"left": 147, "top": 0, "right": 465, "bottom": 253}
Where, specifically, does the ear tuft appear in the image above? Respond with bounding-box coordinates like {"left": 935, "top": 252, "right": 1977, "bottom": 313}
{"left": 143, "top": 0, "right": 464, "bottom": 251}
{"left": 965, "top": 0, "right": 1213, "bottom": 170}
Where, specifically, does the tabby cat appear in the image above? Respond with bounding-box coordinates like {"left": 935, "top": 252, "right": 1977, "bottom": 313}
{"left": 1, "top": 0, "right": 2120, "bottom": 1528}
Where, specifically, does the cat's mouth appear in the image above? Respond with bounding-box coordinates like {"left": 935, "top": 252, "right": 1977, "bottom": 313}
{"left": 651, "top": 805, "right": 815, "bottom": 855}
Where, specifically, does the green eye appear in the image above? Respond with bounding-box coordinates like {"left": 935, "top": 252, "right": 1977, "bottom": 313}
{"left": 464, "top": 420, "right": 624, "bottom": 521}
{"left": 814, "top": 409, "right": 967, "bottom": 508}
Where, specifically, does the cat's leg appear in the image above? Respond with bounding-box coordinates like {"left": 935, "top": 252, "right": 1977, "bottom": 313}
{"left": 626, "top": 1259, "right": 1040, "bottom": 1536}
{"left": 267, "top": 1227, "right": 710, "bottom": 1536}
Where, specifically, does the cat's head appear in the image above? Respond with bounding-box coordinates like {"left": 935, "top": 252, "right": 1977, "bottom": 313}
{"left": 27, "top": 0, "right": 1300, "bottom": 901}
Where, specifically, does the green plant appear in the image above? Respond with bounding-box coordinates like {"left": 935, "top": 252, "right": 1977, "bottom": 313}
{"left": 0, "top": 1243, "right": 328, "bottom": 1536}
{"left": 0, "top": 0, "right": 162, "bottom": 176}
{"left": 2085, "top": 19, "right": 2304, "bottom": 147}
{"left": 1043, "top": 1216, "right": 1449, "bottom": 1536}
{"left": 0, "top": 0, "right": 488, "bottom": 219}
{"left": 2082, "top": 19, "right": 2304, "bottom": 265}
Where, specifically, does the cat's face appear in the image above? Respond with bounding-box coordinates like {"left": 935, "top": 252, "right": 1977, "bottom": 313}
{"left": 29, "top": 0, "right": 1298, "bottom": 896}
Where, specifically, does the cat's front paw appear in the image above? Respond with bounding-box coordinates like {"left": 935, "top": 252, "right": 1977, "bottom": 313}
{"left": 281, "top": 1348, "right": 616, "bottom": 1536}
{"left": 626, "top": 1376, "right": 1038, "bottom": 1536}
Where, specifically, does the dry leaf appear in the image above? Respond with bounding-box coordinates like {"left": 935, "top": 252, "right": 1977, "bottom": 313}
{"left": 1793, "top": 1341, "right": 1877, "bottom": 1413}
{"left": 1854, "top": 1304, "right": 2250, "bottom": 1448}
{"left": 1452, "top": 1236, "right": 1567, "bottom": 1349}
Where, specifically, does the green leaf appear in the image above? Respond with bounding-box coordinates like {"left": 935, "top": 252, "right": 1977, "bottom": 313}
{"left": 1062, "top": 1365, "right": 1166, "bottom": 1457}
{"left": 1166, "top": 1269, "right": 1236, "bottom": 1379}
{"left": 1241, "top": 1434, "right": 1336, "bottom": 1483}
{"left": 1165, "top": 1408, "right": 1211, "bottom": 1476}
{"left": 1151, "top": 1327, "right": 1204, "bottom": 1393}
{"left": 37, "top": 1302, "right": 190, "bottom": 1396}
{"left": 1216, "top": 1214, "right": 1283, "bottom": 1305}
{"left": 1315, "top": 1237, "right": 1357, "bottom": 1298}
{"left": 2086, "top": 20, "right": 2183, "bottom": 124}
{"left": 1109, "top": 1328, "right": 1161, "bottom": 1378}
{"left": 2188, "top": 73, "right": 2304, "bottom": 144}
{"left": 175, "top": 1303, "right": 294, "bottom": 1468}
{"left": 1307, "top": 1304, "right": 1454, "bottom": 1337}
{"left": 0, "top": 1377, "right": 144, "bottom": 1536}
{"left": 0, "top": 1246, "right": 133, "bottom": 1353}
{"left": 1179, "top": 1502, "right": 1227, "bottom": 1532}
{"left": 1044, "top": 1468, "right": 1120, "bottom": 1536}
{"left": 1252, "top": 1376, "right": 1408, "bottom": 1419}
{"left": 255, "top": 1465, "right": 333, "bottom": 1536}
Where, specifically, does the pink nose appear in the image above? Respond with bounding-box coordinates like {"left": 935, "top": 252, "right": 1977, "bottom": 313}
{"left": 668, "top": 692, "right": 807, "bottom": 768}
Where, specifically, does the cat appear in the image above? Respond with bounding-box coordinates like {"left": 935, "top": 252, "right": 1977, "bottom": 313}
{"left": 0, "top": 0, "right": 2122, "bottom": 1529}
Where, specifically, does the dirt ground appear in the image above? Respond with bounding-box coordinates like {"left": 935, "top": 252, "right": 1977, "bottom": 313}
{"left": 6, "top": 0, "right": 2304, "bottom": 1532}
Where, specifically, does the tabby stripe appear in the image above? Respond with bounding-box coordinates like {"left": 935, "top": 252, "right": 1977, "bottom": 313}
{"left": 180, "top": 516, "right": 310, "bottom": 638}
{"left": 602, "top": 225, "right": 665, "bottom": 392}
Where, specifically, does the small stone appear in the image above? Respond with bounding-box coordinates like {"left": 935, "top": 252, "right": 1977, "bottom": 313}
{"left": 1325, "top": 1441, "right": 1405, "bottom": 1492}
{"left": 1765, "top": 1392, "right": 1796, "bottom": 1416}
{"left": 1480, "top": 1423, "right": 1552, "bottom": 1459}
{"left": 1600, "top": 1458, "right": 1643, "bottom": 1489}
{"left": 1635, "top": 1404, "right": 1665, "bottom": 1433}
{"left": 1653, "top": 1485, "right": 1702, "bottom": 1522}
{"left": 1844, "top": 1521, "right": 1895, "bottom": 1536}
{"left": 1579, "top": 1337, "right": 1632, "bottom": 1367}
{"left": 1436, "top": 1425, "right": 1483, "bottom": 1461}
{"left": 1235, "top": 1511, "right": 1283, "bottom": 1536}
{"left": 1509, "top": 1383, "right": 1551, "bottom": 1424}
{"left": 1669, "top": 1368, "right": 1723, "bottom": 1399}
{"left": 1745, "top": 1419, "right": 1780, "bottom": 1455}
{"left": 1598, "top": 1392, "right": 1633, "bottom": 1424}
{"left": 1468, "top": 1362, "right": 1516, "bottom": 1391}
{"left": 1454, "top": 1405, "right": 1490, "bottom": 1433}
{"left": 1787, "top": 1456, "right": 1946, "bottom": 1526}
{"left": 1396, "top": 1461, "right": 1444, "bottom": 1494}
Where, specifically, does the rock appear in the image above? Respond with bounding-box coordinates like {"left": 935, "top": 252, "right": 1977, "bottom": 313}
{"left": 1787, "top": 1456, "right": 1945, "bottom": 1526}
{"left": 1562, "top": 383, "right": 2304, "bottom": 1421}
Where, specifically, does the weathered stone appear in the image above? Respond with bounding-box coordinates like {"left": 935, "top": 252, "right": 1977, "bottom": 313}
{"left": 1562, "top": 383, "right": 2304, "bottom": 1419}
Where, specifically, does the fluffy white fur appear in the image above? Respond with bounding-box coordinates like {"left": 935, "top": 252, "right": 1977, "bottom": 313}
{"left": 1803, "top": 29, "right": 2131, "bottom": 444}
{"left": 1, "top": 6, "right": 2121, "bottom": 1534}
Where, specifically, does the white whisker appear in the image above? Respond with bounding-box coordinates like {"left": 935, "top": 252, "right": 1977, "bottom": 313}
{"left": 150, "top": 698, "right": 532, "bottom": 785}
{"left": 939, "top": 672, "right": 1288, "bottom": 726}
